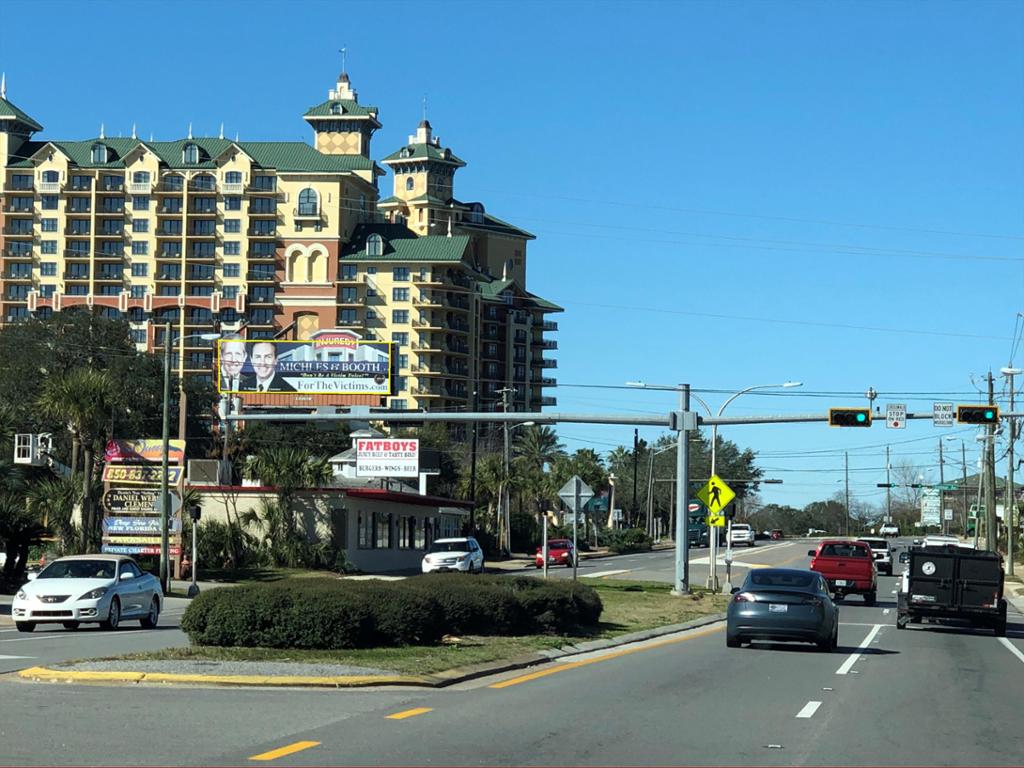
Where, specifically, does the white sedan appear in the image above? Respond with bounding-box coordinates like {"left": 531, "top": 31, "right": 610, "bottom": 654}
{"left": 12, "top": 555, "right": 162, "bottom": 633}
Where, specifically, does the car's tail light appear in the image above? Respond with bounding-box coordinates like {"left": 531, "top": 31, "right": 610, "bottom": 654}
{"left": 732, "top": 592, "right": 756, "bottom": 603}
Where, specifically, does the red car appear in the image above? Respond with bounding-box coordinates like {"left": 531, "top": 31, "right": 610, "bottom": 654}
{"left": 808, "top": 539, "right": 877, "bottom": 604}
{"left": 536, "top": 539, "right": 577, "bottom": 568}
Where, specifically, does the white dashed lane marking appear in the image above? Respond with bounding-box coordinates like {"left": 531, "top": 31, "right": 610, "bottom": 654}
{"left": 796, "top": 701, "right": 822, "bottom": 719}
{"left": 836, "top": 623, "right": 883, "bottom": 675}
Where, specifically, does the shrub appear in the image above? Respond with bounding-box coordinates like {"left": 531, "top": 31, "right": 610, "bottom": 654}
{"left": 180, "top": 575, "right": 604, "bottom": 649}
{"left": 606, "top": 528, "right": 653, "bottom": 554}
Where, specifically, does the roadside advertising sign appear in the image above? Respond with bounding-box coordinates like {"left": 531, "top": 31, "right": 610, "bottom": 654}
{"left": 102, "top": 544, "right": 180, "bottom": 556}
{"left": 356, "top": 438, "right": 420, "bottom": 477}
{"left": 921, "top": 488, "right": 941, "bottom": 525}
{"left": 104, "top": 439, "right": 185, "bottom": 464}
{"left": 102, "top": 488, "right": 181, "bottom": 515}
{"left": 217, "top": 330, "right": 392, "bottom": 395}
{"left": 100, "top": 536, "right": 168, "bottom": 545}
{"left": 102, "top": 517, "right": 180, "bottom": 535}
{"left": 102, "top": 465, "right": 182, "bottom": 485}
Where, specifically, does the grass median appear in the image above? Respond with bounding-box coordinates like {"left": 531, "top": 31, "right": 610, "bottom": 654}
{"left": 92, "top": 579, "right": 728, "bottom": 676}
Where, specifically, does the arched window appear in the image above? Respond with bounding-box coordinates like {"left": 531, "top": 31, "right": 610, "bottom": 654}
{"left": 183, "top": 143, "right": 199, "bottom": 165}
{"left": 366, "top": 233, "right": 384, "bottom": 258}
{"left": 469, "top": 202, "right": 485, "bottom": 224}
{"left": 91, "top": 143, "right": 108, "bottom": 164}
{"left": 42, "top": 170, "right": 59, "bottom": 183}
{"left": 405, "top": 176, "right": 414, "bottom": 192}
{"left": 331, "top": 103, "right": 343, "bottom": 115}
{"left": 297, "top": 188, "right": 318, "bottom": 216}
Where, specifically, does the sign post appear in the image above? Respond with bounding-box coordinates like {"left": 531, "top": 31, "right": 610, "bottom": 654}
{"left": 558, "top": 475, "right": 594, "bottom": 582}
{"left": 696, "top": 474, "right": 735, "bottom": 589}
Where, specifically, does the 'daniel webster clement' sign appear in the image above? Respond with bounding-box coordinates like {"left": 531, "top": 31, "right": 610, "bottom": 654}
{"left": 356, "top": 438, "right": 420, "bottom": 478}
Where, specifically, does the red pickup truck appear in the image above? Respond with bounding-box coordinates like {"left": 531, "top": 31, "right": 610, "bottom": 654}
{"left": 808, "top": 540, "right": 877, "bottom": 605}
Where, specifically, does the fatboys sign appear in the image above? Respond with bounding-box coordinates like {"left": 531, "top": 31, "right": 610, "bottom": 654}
{"left": 356, "top": 439, "right": 420, "bottom": 478}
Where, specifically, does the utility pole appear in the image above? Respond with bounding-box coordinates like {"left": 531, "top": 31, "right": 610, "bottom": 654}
{"left": 886, "top": 445, "right": 892, "bottom": 523}
{"left": 499, "top": 387, "right": 514, "bottom": 556}
{"left": 845, "top": 451, "right": 850, "bottom": 536}
{"left": 975, "top": 446, "right": 984, "bottom": 550}
{"left": 469, "top": 389, "right": 479, "bottom": 532}
{"left": 986, "top": 371, "right": 998, "bottom": 552}
{"left": 159, "top": 322, "right": 172, "bottom": 595}
{"left": 674, "top": 384, "right": 691, "bottom": 595}
{"left": 961, "top": 441, "right": 968, "bottom": 537}
{"left": 632, "top": 429, "right": 639, "bottom": 528}
{"left": 1003, "top": 367, "right": 1019, "bottom": 573}
{"left": 938, "top": 438, "right": 945, "bottom": 535}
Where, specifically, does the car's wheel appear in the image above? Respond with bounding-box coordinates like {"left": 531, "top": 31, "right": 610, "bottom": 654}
{"left": 864, "top": 591, "right": 877, "bottom": 607}
{"left": 726, "top": 634, "right": 742, "bottom": 648}
{"left": 15, "top": 621, "right": 35, "bottom": 633}
{"left": 817, "top": 635, "right": 833, "bottom": 652}
{"left": 140, "top": 597, "right": 159, "bottom": 629}
{"left": 62, "top": 621, "right": 80, "bottom": 630}
{"left": 101, "top": 597, "right": 121, "bottom": 630}
{"left": 478, "top": 560, "right": 485, "bottom": 574}
{"left": 994, "top": 618, "right": 1007, "bottom": 637}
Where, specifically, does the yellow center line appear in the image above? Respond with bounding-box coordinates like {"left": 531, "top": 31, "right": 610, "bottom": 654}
{"left": 248, "top": 741, "right": 321, "bottom": 762}
{"left": 489, "top": 625, "right": 723, "bottom": 689}
{"left": 386, "top": 707, "right": 434, "bottom": 720}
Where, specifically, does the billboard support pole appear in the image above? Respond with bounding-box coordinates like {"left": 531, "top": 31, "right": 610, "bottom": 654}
{"left": 159, "top": 322, "right": 172, "bottom": 595}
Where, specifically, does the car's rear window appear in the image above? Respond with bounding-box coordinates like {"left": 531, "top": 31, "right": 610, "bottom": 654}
{"left": 428, "top": 541, "right": 469, "bottom": 553}
{"left": 859, "top": 539, "right": 889, "bottom": 550}
{"left": 733, "top": 525, "right": 750, "bottom": 531}
{"left": 821, "top": 543, "right": 869, "bottom": 558}
{"left": 548, "top": 540, "right": 571, "bottom": 548}
{"left": 749, "top": 571, "right": 816, "bottom": 588}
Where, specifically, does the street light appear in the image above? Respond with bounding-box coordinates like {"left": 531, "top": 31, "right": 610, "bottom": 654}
{"left": 159, "top": 326, "right": 220, "bottom": 595}
{"left": 501, "top": 420, "right": 535, "bottom": 556}
{"left": 712, "top": 382, "right": 802, "bottom": 592}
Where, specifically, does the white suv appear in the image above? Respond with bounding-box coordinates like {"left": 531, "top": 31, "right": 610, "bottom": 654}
{"left": 879, "top": 523, "right": 900, "bottom": 537}
{"left": 729, "top": 523, "right": 755, "bottom": 547}
{"left": 857, "top": 537, "right": 893, "bottom": 575}
{"left": 421, "top": 537, "right": 485, "bottom": 574}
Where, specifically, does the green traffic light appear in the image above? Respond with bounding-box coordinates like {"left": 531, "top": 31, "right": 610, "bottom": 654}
{"left": 856, "top": 413, "right": 866, "bottom": 422}
{"left": 985, "top": 410, "right": 994, "bottom": 420}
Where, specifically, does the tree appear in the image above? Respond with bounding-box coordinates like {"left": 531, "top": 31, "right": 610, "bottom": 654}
{"left": 26, "top": 475, "right": 82, "bottom": 555}
{"left": 37, "top": 369, "right": 116, "bottom": 551}
{"left": 243, "top": 446, "right": 332, "bottom": 537}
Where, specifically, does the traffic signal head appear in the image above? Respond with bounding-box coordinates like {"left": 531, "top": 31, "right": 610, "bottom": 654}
{"left": 956, "top": 405, "right": 999, "bottom": 425}
{"left": 829, "top": 408, "right": 872, "bottom": 427}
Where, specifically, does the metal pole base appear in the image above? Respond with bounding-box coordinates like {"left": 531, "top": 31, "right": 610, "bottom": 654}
{"left": 187, "top": 584, "right": 200, "bottom": 598}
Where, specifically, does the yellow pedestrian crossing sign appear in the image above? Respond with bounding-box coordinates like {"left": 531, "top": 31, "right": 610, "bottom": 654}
{"left": 697, "top": 475, "right": 735, "bottom": 513}
{"left": 706, "top": 513, "right": 726, "bottom": 528}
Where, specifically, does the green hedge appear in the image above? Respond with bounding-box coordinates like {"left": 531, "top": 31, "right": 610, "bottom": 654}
{"left": 181, "top": 575, "right": 603, "bottom": 649}
{"left": 606, "top": 528, "right": 654, "bottom": 554}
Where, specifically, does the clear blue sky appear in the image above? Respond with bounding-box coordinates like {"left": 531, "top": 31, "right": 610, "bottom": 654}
{"left": 4, "top": 0, "right": 1022, "bottom": 510}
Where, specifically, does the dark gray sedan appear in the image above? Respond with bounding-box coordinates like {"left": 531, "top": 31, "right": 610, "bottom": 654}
{"left": 726, "top": 568, "right": 839, "bottom": 651}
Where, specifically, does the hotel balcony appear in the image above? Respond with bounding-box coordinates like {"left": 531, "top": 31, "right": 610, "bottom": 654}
{"left": 222, "top": 182, "right": 244, "bottom": 195}
{"left": 542, "top": 320, "right": 558, "bottom": 331}
{"left": 38, "top": 180, "right": 62, "bottom": 194}
{"left": 128, "top": 182, "right": 152, "bottom": 195}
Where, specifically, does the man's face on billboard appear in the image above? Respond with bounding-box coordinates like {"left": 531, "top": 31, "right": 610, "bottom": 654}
{"left": 251, "top": 343, "right": 278, "bottom": 381}
{"left": 221, "top": 341, "right": 246, "bottom": 377}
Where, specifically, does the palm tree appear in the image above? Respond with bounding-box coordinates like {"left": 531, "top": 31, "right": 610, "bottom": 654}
{"left": 26, "top": 475, "right": 81, "bottom": 555}
{"left": 37, "top": 369, "right": 115, "bottom": 551}
{"left": 514, "top": 426, "right": 566, "bottom": 522}
{"left": 243, "top": 445, "right": 332, "bottom": 537}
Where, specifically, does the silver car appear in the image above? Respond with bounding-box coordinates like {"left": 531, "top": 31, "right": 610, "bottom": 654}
{"left": 12, "top": 555, "right": 162, "bottom": 632}
{"left": 726, "top": 568, "right": 839, "bottom": 651}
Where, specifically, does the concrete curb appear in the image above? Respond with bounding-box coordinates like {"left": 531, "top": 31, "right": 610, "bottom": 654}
{"left": 17, "top": 612, "right": 728, "bottom": 690}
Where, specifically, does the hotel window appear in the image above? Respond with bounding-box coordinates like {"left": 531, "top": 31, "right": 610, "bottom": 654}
{"left": 42, "top": 170, "right": 59, "bottom": 183}
{"left": 393, "top": 267, "right": 410, "bottom": 281}
{"left": 339, "top": 309, "right": 358, "bottom": 324}
{"left": 398, "top": 354, "right": 408, "bottom": 369}
{"left": 248, "top": 263, "right": 275, "bottom": 280}
{"left": 340, "top": 264, "right": 357, "bottom": 280}
{"left": 192, "top": 220, "right": 216, "bottom": 236}
{"left": 132, "top": 219, "right": 149, "bottom": 233}
{"left": 8, "top": 263, "right": 32, "bottom": 278}
{"left": 220, "top": 308, "right": 239, "bottom": 322}
{"left": 223, "top": 264, "right": 240, "bottom": 278}
{"left": 250, "top": 308, "right": 274, "bottom": 324}
{"left": 131, "top": 242, "right": 149, "bottom": 256}
{"left": 91, "top": 143, "right": 108, "bottom": 164}
{"left": 66, "top": 285, "right": 89, "bottom": 296}
{"left": 189, "top": 264, "right": 214, "bottom": 280}
{"left": 128, "top": 307, "right": 147, "bottom": 322}
{"left": 251, "top": 175, "right": 276, "bottom": 191}
{"left": 183, "top": 143, "right": 199, "bottom": 165}
{"left": 40, "top": 262, "right": 57, "bottom": 276}
{"left": 249, "top": 286, "right": 274, "bottom": 302}
{"left": 130, "top": 329, "right": 147, "bottom": 344}
{"left": 366, "top": 309, "right": 377, "bottom": 321}
{"left": 188, "top": 284, "right": 214, "bottom": 296}
{"left": 340, "top": 287, "right": 358, "bottom": 302}
{"left": 133, "top": 195, "right": 150, "bottom": 211}
{"left": 68, "top": 241, "right": 90, "bottom": 256}
{"left": 392, "top": 288, "right": 409, "bottom": 301}
{"left": 39, "top": 285, "right": 56, "bottom": 298}
{"left": 161, "top": 198, "right": 182, "bottom": 213}
{"left": 224, "top": 196, "right": 241, "bottom": 211}
{"left": 133, "top": 171, "right": 150, "bottom": 184}
{"left": 10, "top": 174, "right": 32, "bottom": 190}
{"left": 192, "top": 242, "right": 216, "bottom": 258}
{"left": 224, "top": 242, "right": 240, "bottom": 256}
{"left": 101, "top": 175, "right": 123, "bottom": 191}
{"left": 406, "top": 177, "right": 414, "bottom": 191}
{"left": 40, "top": 241, "right": 57, "bottom": 255}
{"left": 221, "top": 286, "right": 239, "bottom": 299}
{"left": 157, "top": 286, "right": 181, "bottom": 297}
{"left": 69, "top": 198, "right": 90, "bottom": 213}
{"left": 99, "top": 285, "right": 122, "bottom": 296}
{"left": 9, "top": 196, "right": 32, "bottom": 211}
{"left": 101, "top": 220, "right": 123, "bottom": 235}
{"left": 130, "top": 286, "right": 147, "bottom": 299}
{"left": 102, "top": 197, "right": 124, "bottom": 212}
{"left": 100, "top": 242, "right": 124, "bottom": 256}
{"left": 225, "top": 171, "right": 242, "bottom": 185}
{"left": 224, "top": 219, "right": 241, "bottom": 233}
{"left": 297, "top": 188, "right": 318, "bottom": 216}
{"left": 250, "top": 242, "right": 275, "bottom": 258}
{"left": 161, "top": 221, "right": 182, "bottom": 235}
{"left": 391, "top": 331, "right": 408, "bottom": 346}
{"left": 251, "top": 220, "right": 276, "bottom": 236}
{"left": 193, "top": 197, "right": 216, "bottom": 213}
{"left": 41, "top": 195, "right": 58, "bottom": 210}
{"left": 66, "top": 263, "right": 90, "bottom": 279}
{"left": 71, "top": 175, "right": 92, "bottom": 191}
{"left": 163, "top": 174, "right": 184, "bottom": 191}
{"left": 6, "top": 285, "right": 30, "bottom": 300}
{"left": 392, "top": 310, "right": 409, "bottom": 324}
{"left": 131, "top": 263, "right": 148, "bottom": 277}
{"left": 161, "top": 243, "right": 182, "bottom": 258}
{"left": 159, "top": 264, "right": 181, "bottom": 280}
{"left": 41, "top": 219, "right": 58, "bottom": 232}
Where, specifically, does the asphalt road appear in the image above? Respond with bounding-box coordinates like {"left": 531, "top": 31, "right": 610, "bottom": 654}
{"left": 2, "top": 538, "right": 1023, "bottom": 766}
{"left": 0, "top": 596, "right": 190, "bottom": 675}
